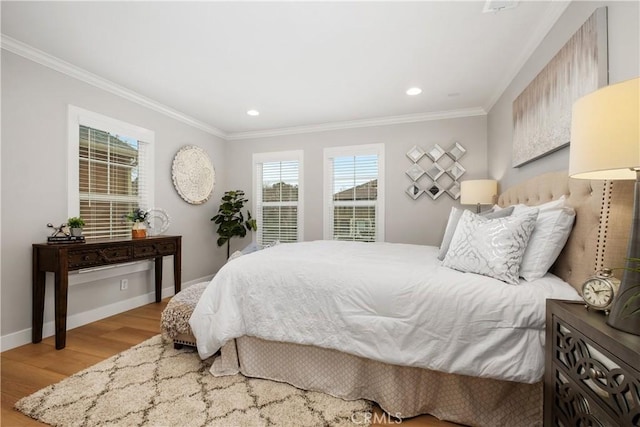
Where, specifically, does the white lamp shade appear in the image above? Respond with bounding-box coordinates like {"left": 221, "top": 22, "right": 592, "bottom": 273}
{"left": 460, "top": 179, "right": 497, "bottom": 205}
{"left": 569, "top": 77, "right": 640, "bottom": 180}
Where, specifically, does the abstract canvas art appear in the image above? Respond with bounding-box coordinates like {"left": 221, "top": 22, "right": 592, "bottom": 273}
{"left": 512, "top": 7, "right": 608, "bottom": 167}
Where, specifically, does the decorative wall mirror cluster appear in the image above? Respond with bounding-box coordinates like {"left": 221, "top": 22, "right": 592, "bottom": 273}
{"left": 405, "top": 141, "right": 466, "bottom": 200}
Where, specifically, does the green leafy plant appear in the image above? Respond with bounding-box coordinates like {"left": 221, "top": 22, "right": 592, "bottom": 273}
{"left": 123, "top": 208, "right": 149, "bottom": 224}
{"left": 67, "top": 217, "right": 85, "bottom": 228}
{"left": 211, "top": 190, "right": 257, "bottom": 259}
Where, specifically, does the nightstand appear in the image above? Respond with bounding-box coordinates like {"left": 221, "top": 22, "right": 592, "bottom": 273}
{"left": 545, "top": 299, "right": 640, "bottom": 426}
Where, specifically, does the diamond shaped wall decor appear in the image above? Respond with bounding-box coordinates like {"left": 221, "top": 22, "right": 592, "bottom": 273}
{"left": 425, "top": 182, "right": 444, "bottom": 200}
{"left": 406, "top": 163, "right": 425, "bottom": 181}
{"left": 447, "top": 141, "right": 466, "bottom": 161}
{"left": 426, "top": 144, "right": 446, "bottom": 162}
{"left": 405, "top": 183, "right": 423, "bottom": 200}
{"left": 404, "top": 141, "right": 467, "bottom": 201}
{"left": 406, "top": 146, "right": 425, "bottom": 163}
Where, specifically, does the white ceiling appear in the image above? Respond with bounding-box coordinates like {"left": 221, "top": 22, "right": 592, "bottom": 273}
{"left": 1, "top": 1, "right": 569, "bottom": 139}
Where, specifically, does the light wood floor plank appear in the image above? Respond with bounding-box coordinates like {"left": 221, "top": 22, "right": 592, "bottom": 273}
{"left": 1, "top": 299, "right": 459, "bottom": 426}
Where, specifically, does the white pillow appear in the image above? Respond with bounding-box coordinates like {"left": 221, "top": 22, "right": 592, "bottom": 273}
{"left": 442, "top": 209, "right": 539, "bottom": 285}
{"left": 512, "top": 195, "right": 566, "bottom": 215}
{"left": 438, "top": 207, "right": 464, "bottom": 261}
{"left": 437, "top": 206, "right": 514, "bottom": 261}
{"left": 519, "top": 207, "right": 576, "bottom": 281}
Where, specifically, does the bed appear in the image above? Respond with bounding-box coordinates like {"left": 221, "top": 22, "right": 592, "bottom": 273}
{"left": 189, "top": 171, "right": 633, "bottom": 426}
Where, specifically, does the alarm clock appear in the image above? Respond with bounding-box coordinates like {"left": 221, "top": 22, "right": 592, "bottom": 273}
{"left": 581, "top": 268, "right": 621, "bottom": 314}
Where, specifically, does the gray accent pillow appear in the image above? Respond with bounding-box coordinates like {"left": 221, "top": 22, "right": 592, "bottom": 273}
{"left": 481, "top": 205, "right": 515, "bottom": 219}
{"left": 442, "top": 209, "right": 538, "bottom": 285}
{"left": 437, "top": 206, "right": 514, "bottom": 261}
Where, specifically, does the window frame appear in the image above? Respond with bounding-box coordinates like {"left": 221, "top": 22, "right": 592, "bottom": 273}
{"left": 252, "top": 150, "right": 305, "bottom": 246}
{"left": 67, "top": 105, "right": 155, "bottom": 280}
{"left": 68, "top": 105, "right": 155, "bottom": 225}
{"left": 323, "top": 143, "right": 385, "bottom": 242}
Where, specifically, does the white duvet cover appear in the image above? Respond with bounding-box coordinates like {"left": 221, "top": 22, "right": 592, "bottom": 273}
{"left": 189, "top": 240, "right": 581, "bottom": 383}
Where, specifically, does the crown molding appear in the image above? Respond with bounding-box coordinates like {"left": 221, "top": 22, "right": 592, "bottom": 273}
{"left": 2, "top": 34, "right": 488, "bottom": 142}
{"left": 1, "top": 35, "right": 228, "bottom": 139}
{"left": 227, "top": 107, "right": 487, "bottom": 141}
{"left": 483, "top": 0, "right": 571, "bottom": 112}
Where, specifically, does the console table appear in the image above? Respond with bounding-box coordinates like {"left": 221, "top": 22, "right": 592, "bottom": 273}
{"left": 32, "top": 235, "right": 182, "bottom": 349}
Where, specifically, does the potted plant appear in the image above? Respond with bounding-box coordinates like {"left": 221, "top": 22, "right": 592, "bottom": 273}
{"left": 67, "top": 217, "right": 85, "bottom": 237}
{"left": 123, "top": 208, "right": 149, "bottom": 238}
{"left": 211, "top": 190, "right": 257, "bottom": 259}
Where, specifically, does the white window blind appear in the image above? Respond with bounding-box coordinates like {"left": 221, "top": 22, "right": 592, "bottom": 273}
{"left": 324, "top": 144, "right": 385, "bottom": 242}
{"left": 69, "top": 106, "right": 154, "bottom": 240}
{"left": 254, "top": 151, "right": 304, "bottom": 246}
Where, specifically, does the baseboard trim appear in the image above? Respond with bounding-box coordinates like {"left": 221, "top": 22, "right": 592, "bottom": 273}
{"left": 0, "top": 275, "right": 213, "bottom": 352}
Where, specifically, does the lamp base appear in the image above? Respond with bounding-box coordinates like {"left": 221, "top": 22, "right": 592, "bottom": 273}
{"left": 606, "top": 171, "right": 640, "bottom": 336}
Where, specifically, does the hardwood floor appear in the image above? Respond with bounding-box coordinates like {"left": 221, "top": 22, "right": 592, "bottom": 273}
{"left": 1, "top": 300, "right": 459, "bottom": 426}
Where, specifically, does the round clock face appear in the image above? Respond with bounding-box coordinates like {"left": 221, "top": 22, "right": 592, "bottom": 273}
{"left": 582, "top": 278, "right": 614, "bottom": 309}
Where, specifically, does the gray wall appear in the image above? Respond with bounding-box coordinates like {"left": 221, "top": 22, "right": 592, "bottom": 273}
{"left": 225, "top": 115, "right": 487, "bottom": 250}
{"left": 1, "top": 51, "right": 228, "bottom": 339}
{"left": 488, "top": 1, "right": 640, "bottom": 187}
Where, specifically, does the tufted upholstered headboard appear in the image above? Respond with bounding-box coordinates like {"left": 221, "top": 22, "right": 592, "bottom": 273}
{"left": 497, "top": 171, "right": 633, "bottom": 292}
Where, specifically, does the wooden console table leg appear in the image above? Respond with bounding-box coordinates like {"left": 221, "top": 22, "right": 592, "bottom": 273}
{"left": 32, "top": 249, "right": 46, "bottom": 344}
{"left": 174, "top": 238, "right": 182, "bottom": 294}
{"left": 54, "top": 264, "right": 69, "bottom": 350}
{"left": 154, "top": 257, "right": 163, "bottom": 303}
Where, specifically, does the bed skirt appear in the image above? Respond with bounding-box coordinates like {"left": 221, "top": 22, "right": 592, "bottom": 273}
{"left": 210, "top": 336, "right": 542, "bottom": 427}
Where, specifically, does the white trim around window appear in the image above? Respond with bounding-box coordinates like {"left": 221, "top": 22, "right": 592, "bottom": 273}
{"left": 67, "top": 105, "right": 155, "bottom": 282}
{"left": 252, "top": 150, "right": 304, "bottom": 246}
{"left": 323, "top": 143, "right": 385, "bottom": 242}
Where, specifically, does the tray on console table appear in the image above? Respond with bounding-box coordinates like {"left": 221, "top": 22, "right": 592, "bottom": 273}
{"left": 32, "top": 235, "right": 182, "bottom": 349}
{"left": 545, "top": 299, "right": 640, "bottom": 426}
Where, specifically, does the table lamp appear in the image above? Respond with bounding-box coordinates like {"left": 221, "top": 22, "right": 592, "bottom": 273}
{"left": 569, "top": 77, "right": 640, "bottom": 336}
{"left": 460, "top": 179, "right": 497, "bottom": 213}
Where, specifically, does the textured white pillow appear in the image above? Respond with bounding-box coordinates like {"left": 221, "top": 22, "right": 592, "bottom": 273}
{"left": 519, "top": 207, "right": 576, "bottom": 281}
{"left": 437, "top": 206, "right": 514, "bottom": 261}
{"left": 442, "top": 209, "right": 539, "bottom": 285}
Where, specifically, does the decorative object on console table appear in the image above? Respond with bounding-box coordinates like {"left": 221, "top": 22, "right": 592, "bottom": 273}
{"left": 32, "top": 235, "right": 182, "bottom": 349}
{"left": 544, "top": 300, "right": 640, "bottom": 426}
{"left": 569, "top": 77, "right": 640, "bottom": 336}
{"left": 47, "top": 235, "right": 85, "bottom": 244}
{"left": 46, "top": 222, "right": 84, "bottom": 243}
{"left": 66, "top": 216, "right": 85, "bottom": 237}
{"left": 123, "top": 208, "right": 149, "bottom": 239}
{"left": 145, "top": 207, "right": 171, "bottom": 236}
{"left": 460, "top": 179, "right": 497, "bottom": 213}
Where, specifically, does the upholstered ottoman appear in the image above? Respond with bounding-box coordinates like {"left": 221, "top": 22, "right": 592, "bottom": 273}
{"left": 161, "top": 281, "right": 208, "bottom": 349}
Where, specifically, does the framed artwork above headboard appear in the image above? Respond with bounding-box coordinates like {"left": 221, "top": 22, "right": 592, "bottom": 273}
{"left": 512, "top": 7, "right": 608, "bottom": 167}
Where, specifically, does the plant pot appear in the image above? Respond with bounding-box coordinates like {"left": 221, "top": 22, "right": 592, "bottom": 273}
{"left": 132, "top": 229, "right": 147, "bottom": 239}
{"left": 70, "top": 227, "right": 83, "bottom": 237}
{"left": 132, "top": 222, "right": 147, "bottom": 239}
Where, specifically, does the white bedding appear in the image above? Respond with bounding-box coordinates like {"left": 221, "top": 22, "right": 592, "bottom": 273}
{"left": 189, "top": 240, "right": 581, "bottom": 383}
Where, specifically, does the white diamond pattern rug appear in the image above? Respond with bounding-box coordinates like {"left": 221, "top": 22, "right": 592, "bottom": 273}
{"left": 15, "top": 335, "right": 372, "bottom": 427}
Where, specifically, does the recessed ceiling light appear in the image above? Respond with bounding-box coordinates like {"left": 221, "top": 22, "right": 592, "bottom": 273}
{"left": 483, "top": 0, "right": 519, "bottom": 13}
{"left": 406, "top": 87, "right": 422, "bottom": 96}
{"left": 247, "top": 109, "right": 260, "bottom": 116}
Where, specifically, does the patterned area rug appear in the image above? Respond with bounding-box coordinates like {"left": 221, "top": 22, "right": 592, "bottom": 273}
{"left": 15, "top": 335, "right": 372, "bottom": 426}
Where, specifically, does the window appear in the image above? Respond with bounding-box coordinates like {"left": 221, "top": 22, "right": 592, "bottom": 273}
{"left": 68, "top": 106, "right": 154, "bottom": 240}
{"left": 324, "top": 144, "right": 385, "bottom": 242}
{"left": 253, "top": 151, "right": 304, "bottom": 246}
